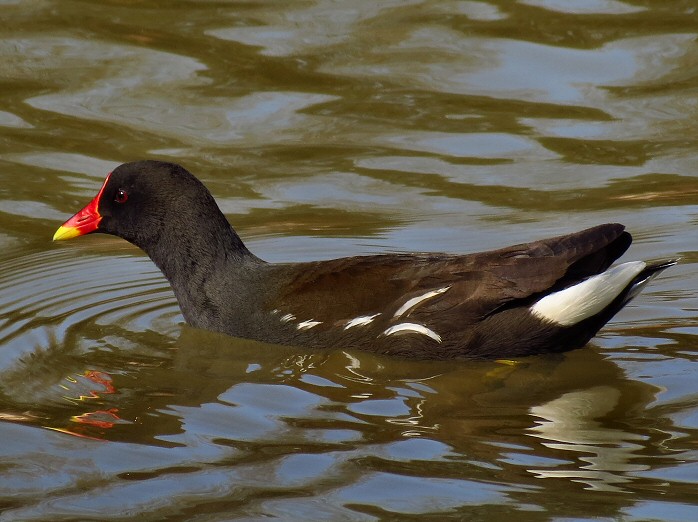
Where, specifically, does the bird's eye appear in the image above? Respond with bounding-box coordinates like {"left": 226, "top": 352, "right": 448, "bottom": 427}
{"left": 115, "top": 189, "right": 128, "bottom": 204}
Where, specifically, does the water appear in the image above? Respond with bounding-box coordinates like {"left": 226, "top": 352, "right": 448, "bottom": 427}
{"left": 1, "top": 1, "right": 697, "bottom": 520}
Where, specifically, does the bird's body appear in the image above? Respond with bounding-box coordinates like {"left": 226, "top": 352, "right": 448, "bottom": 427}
{"left": 54, "top": 161, "right": 676, "bottom": 359}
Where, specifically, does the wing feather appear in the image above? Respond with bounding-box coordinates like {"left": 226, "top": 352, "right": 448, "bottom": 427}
{"left": 268, "top": 224, "right": 630, "bottom": 327}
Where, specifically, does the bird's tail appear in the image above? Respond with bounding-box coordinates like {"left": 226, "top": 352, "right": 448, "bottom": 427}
{"left": 530, "top": 258, "right": 678, "bottom": 326}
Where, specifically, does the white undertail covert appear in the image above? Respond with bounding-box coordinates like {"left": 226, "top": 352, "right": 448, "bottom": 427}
{"left": 530, "top": 261, "right": 646, "bottom": 326}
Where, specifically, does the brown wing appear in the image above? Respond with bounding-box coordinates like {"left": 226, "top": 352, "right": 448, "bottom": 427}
{"left": 427, "top": 222, "right": 631, "bottom": 322}
{"left": 268, "top": 223, "right": 630, "bottom": 326}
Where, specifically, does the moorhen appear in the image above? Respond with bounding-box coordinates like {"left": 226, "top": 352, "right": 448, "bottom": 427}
{"left": 53, "top": 161, "right": 676, "bottom": 358}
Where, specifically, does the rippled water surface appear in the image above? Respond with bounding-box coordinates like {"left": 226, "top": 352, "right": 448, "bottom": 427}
{"left": 1, "top": 1, "right": 697, "bottom": 520}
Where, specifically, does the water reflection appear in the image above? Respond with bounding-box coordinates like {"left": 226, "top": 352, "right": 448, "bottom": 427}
{"left": 528, "top": 385, "right": 649, "bottom": 492}
{"left": 0, "top": 311, "right": 667, "bottom": 494}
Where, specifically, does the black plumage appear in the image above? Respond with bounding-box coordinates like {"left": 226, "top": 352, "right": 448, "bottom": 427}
{"left": 54, "top": 161, "right": 676, "bottom": 359}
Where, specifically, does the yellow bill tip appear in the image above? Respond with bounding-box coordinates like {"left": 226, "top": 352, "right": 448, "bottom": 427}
{"left": 53, "top": 225, "right": 81, "bottom": 241}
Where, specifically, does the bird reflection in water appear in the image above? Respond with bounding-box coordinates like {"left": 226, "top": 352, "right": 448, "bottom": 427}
{"left": 527, "top": 385, "right": 650, "bottom": 493}
{"left": 48, "top": 370, "right": 128, "bottom": 440}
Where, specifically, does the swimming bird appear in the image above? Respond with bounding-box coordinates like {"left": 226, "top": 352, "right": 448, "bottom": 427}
{"left": 53, "top": 161, "right": 676, "bottom": 358}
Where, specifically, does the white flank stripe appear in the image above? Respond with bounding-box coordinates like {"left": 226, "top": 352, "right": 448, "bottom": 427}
{"left": 394, "top": 286, "right": 451, "bottom": 318}
{"left": 383, "top": 322, "right": 442, "bottom": 343}
{"left": 280, "top": 314, "right": 296, "bottom": 323}
{"left": 344, "top": 313, "right": 381, "bottom": 330}
{"left": 530, "top": 261, "right": 646, "bottom": 326}
{"left": 297, "top": 319, "right": 322, "bottom": 330}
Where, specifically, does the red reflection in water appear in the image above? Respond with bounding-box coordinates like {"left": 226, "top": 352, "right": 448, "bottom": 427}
{"left": 83, "top": 370, "right": 116, "bottom": 395}
{"left": 49, "top": 370, "right": 129, "bottom": 440}
{"left": 72, "top": 408, "right": 122, "bottom": 429}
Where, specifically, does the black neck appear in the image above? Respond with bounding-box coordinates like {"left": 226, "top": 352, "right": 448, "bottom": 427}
{"left": 140, "top": 211, "right": 265, "bottom": 330}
